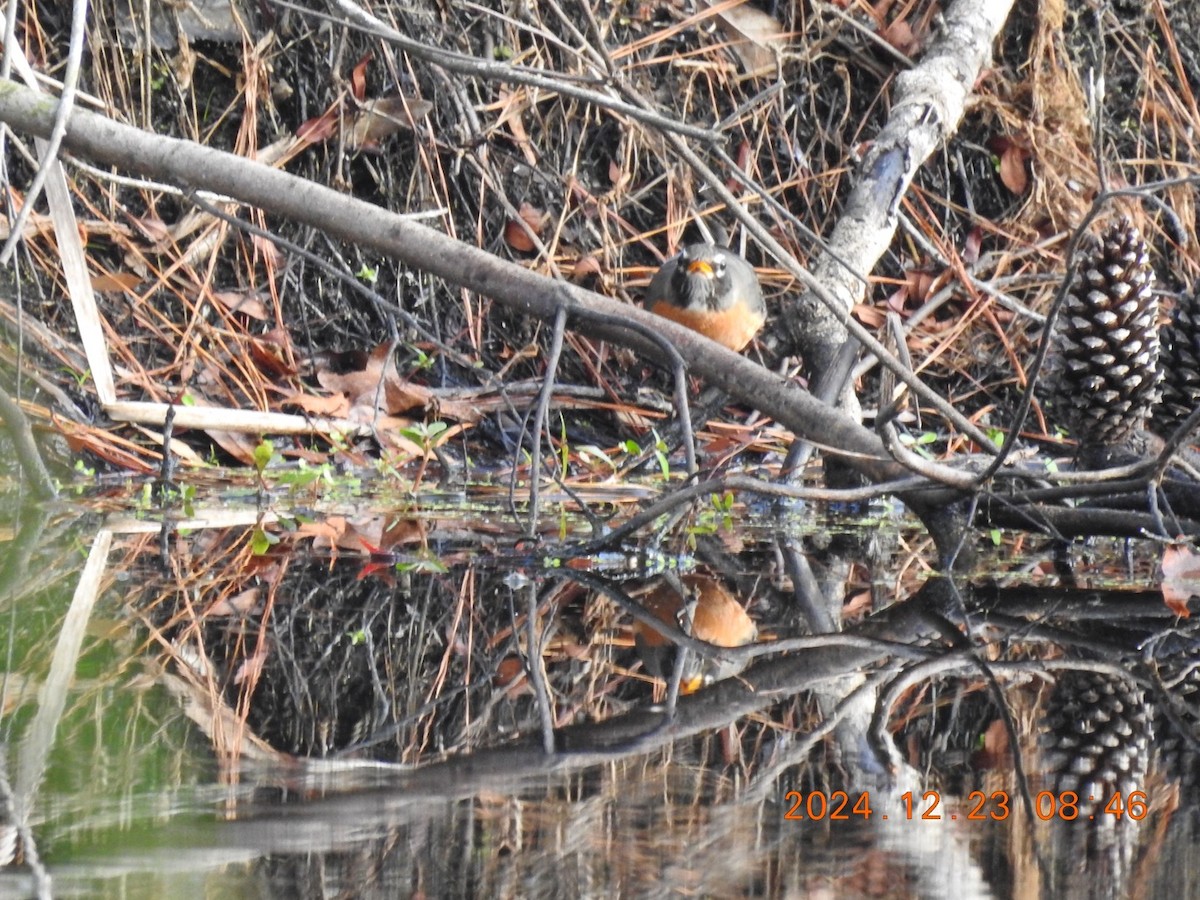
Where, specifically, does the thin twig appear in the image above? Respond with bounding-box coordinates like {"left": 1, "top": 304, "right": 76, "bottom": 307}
{"left": 526, "top": 305, "right": 568, "bottom": 535}
{"left": 310, "top": 0, "right": 720, "bottom": 143}
{"left": 0, "top": 0, "right": 88, "bottom": 265}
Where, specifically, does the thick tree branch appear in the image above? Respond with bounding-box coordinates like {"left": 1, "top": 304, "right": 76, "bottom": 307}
{"left": 0, "top": 78, "right": 899, "bottom": 483}
{"left": 785, "top": 0, "right": 1016, "bottom": 374}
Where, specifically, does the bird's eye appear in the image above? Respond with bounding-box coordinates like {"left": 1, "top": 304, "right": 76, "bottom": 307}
{"left": 713, "top": 255, "right": 727, "bottom": 277}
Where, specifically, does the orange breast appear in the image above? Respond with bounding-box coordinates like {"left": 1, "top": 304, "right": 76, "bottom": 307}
{"left": 633, "top": 575, "right": 757, "bottom": 692}
{"left": 647, "top": 300, "right": 765, "bottom": 352}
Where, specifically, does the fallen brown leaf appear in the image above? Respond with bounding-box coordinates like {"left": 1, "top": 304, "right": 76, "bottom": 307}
{"left": 296, "top": 106, "right": 340, "bottom": 144}
{"left": 212, "top": 290, "right": 270, "bottom": 320}
{"left": 697, "top": 0, "right": 787, "bottom": 78}
{"left": 881, "top": 19, "right": 917, "bottom": 55}
{"left": 247, "top": 331, "right": 296, "bottom": 379}
{"left": 350, "top": 52, "right": 372, "bottom": 101}
{"left": 999, "top": 145, "right": 1029, "bottom": 195}
{"left": 988, "top": 134, "right": 1031, "bottom": 196}
{"left": 904, "top": 268, "right": 937, "bottom": 305}
{"left": 206, "top": 588, "right": 260, "bottom": 618}
{"left": 1161, "top": 543, "right": 1197, "bottom": 617}
{"left": 346, "top": 95, "right": 434, "bottom": 150}
{"left": 963, "top": 227, "right": 983, "bottom": 266}
{"left": 572, "top": 254, "right": 603, "bottom": 282}
{"left": 504, "top": 220, "right": 536, "bottom": 253}
{"left": 853, "top": 302, "right": 887, "bottom": 328}
{"left": 504, "top": 203, "right": 547, "bottom": 252}
{"left": 91, "top": 272, "right": 141, "bottom": 293}
{"left": 299, "top": 516, "right": 348, "bottom": 551}
{"left": 317, "top": 343, "right": 434, "bottom": 416}
{"left": 284, "top": 390, "right": 350, "bottom": 418}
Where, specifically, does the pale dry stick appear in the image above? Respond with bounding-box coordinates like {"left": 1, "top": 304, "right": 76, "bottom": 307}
{"left": 524, "top": 582, "right": 557, "bottom": 754}
{"left": 12, "top": 530, "right": 111, "bottom": 900}
{"left": 780, "top": 0, "right": 1017, "bottom": 364}
{"left": 2, "top": 3, "right": 94, "bottom": 472}
{"left": 3, "top": 46, "right": 117, "bottom": 405}
{"left": 0, "top": 79, "right": 902, "bottom": 484}
{"left": 878, "top": 311, "right": 917, "bottom": 428}
{"left": 0, "top": 384, "right": 56, "bottom": 499}
{"left": 526, "top": 305, "right": 568, "bottom": 536}
{"left": 0, "top": 0, "right": 20, "bottom": 104}
{"left": 678, "top": 0, "right": 1014, "bottom": 456}
{"left": 0, "top": 745, "right": 50, "bottom": 898}
{"left": 0, "top": 5, "right": 102, "bottom": 118}
{"left": 0, "top": 0, "right": 89, "bottom": 265}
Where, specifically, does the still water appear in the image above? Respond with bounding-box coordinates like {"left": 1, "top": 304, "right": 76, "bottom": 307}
{"left": 2, "top": 490, "right": 1198, "bottom": 898}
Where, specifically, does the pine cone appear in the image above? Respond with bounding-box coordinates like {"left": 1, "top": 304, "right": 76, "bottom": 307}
{"left": 1049, "top": 217, "right": 1160, "bottom": 450}
{"left": 1150, "top": 640, "right": 1200, "bottom": 786}
{"left": 1152, "top": 284, "right": 1200, "bottom": 437}
{"left": 1040, "top": 670, "right": 1152, "bottom": 803}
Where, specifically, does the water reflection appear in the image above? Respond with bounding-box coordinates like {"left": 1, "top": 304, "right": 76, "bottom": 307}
{"left": 2, "top": 505, "right": 1199, "bottom": 898}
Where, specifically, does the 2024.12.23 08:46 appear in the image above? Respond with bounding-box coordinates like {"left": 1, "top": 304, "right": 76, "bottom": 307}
{"left": 782, "top": 789, "right": 1148, "bottom": 822}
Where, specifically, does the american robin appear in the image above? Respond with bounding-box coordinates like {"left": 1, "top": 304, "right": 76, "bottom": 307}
{"left": 644, "top": 244, "right": 766, "bottom": 351}
{"left": 633, "top": 574, "right": 758, "bottom": 694}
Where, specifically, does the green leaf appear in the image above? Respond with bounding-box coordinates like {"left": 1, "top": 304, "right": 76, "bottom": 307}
{"left": 252, "top": 439, "right": 275, "bottom": 474}
{"left": 250, "top": 528, "right": 279, "bottom": 555}
{"left": 395, "top": 554, "right": 449, "bottom": 574}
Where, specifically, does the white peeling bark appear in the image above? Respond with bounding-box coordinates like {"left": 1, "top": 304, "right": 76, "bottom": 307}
{"left": 790, "top": 0, "right": 1016, "bottom": 373}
